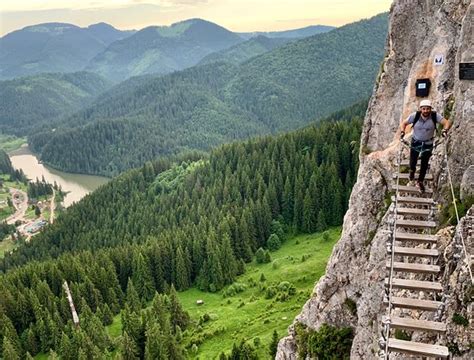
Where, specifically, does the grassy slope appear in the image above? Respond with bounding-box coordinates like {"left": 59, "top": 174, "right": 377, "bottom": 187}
{"left": 103, "top": 228, "right": 340, "bottom": 359}
{"left": 180, "top": 228, "right": 340, "bottom": 359}
{"left": 0, "top": 134, "right": 26, "bottom": 152}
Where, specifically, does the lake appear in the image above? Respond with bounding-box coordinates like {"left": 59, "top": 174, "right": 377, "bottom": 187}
{"left": 9, "top": 145, "right": 110, "bottom": 207}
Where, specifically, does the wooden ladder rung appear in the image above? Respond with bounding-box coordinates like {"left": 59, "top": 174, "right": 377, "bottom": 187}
{"left": 385, "top": 296, "right": 442, "bottom": 311}
{"left": 397, "top": 219, "right": 436, "bottom": 228}
{"left": 386, "top": 261, "right": 440, "bottom": 274}
{"left": 394, "top": 196, "right": 434, "bottom": 205}
{"left": 388, "top": 338, "right": 449, "bottom": 358}
{"left": 396, "top": 207, "right": 431, "bottom": 216}
{"left": 386, "top": 316, "right": 446, "bottom": 333}
{"left": 400, "top": 159, "right": 420, "bottom": 167}
{"left": 393, "top": 185, "right": 433, "bottom": 194}
{"left": 390, "top": 246, "right": 439, "bottom": 257}
{"left": 393, "top": 173, "right": 433, "bottom": 180}
{"left": 394, "top": 232, "right": 438, "bottom": 243}
{"left": 385, "top": 278, "right": 442, "bottom": 292}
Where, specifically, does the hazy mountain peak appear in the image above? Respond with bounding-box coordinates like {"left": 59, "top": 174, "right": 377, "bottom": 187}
{"left": 87, "top": 22, "right": 117, "bottom": 31}
{"left": 22, "top": 22, "right": 80, "bottom": 34}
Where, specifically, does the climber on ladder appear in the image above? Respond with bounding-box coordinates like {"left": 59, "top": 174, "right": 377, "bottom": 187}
{"left": 399, "top": 100, "right": 451, "bottom": 192}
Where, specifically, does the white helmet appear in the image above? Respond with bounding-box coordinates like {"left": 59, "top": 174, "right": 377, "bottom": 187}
{"left": 419, "top": 99, "right": 432, "bottom": 108}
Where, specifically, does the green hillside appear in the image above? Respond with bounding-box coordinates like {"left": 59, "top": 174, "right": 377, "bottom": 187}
{"left": 1, "top": 103, "right": 363, "bottom": 358}
{"left": 0, "top": 72, "right": 113, "bottom": 135}
{"left": 198, "top": 36, "right": 291, "bottom": 66}
{"left": 29, "top": 13, "right": 387, "bottom": 176}
{"left": 177, "top": 229, "right": 342, "bottom": 359}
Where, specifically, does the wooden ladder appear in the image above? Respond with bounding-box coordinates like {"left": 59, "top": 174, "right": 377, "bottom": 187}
{"left": 382, "top": 164, "right": 449, "bottom": 359}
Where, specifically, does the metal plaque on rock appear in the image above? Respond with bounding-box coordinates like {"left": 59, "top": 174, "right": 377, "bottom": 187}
{"left": 459, "top": 63, "right": 474, "bottom": 80}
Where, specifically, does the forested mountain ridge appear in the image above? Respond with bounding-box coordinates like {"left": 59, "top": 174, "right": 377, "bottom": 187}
{"left": 0, "top": 72, "right": 113, "bottom": 135}
{"left": 0, "top": 22, "right": 132, "bottom": 79}
{"left": 198, "top": 35, "right": 292, "bottom": 66}
{"left": 85, "top": 19, "right": 244, "bottom": 82}
{"left": 0, "top": 102, "right": 364, "bottom": 358}
{"left": 29, "top": 63, "right": 263, "bottom": 175}
{"left": 224, "top": 13, "right": 388, "bottom": 131}
{"left": 29, "top": 13, "right": 388, "bottom": 176}
{"left": 238, "top": 25, "right": 334, "bottom": 40}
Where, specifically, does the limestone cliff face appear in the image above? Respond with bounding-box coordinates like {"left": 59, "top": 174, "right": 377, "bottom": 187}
{"left": 277, "top": 1, "right": 473, "bottom": 359}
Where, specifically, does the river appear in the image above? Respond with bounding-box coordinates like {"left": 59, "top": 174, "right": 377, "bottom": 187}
{"left": 9, "top": 145, "right": 110, "bottom": 207}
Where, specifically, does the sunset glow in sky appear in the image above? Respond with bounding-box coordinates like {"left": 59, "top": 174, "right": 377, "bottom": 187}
{"left": 0, "top": 0, "right": 393, "bottom": 36}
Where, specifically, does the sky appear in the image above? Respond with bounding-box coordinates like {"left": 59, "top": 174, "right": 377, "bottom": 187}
{"left": 0, "top": 0, "right": 393, "bottom": 36}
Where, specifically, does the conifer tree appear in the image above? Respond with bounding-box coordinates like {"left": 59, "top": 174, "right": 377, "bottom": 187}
{"left": 282, "top": 176, "right": 293, "bottom": 224}
{"left": 219, "top": 234, "right": 238, "bottom": 284}
{"left": 169, "top": 285, "right": 190, "bottom": 332}
{"left": 125, "top": 279, "right": 141, "bottom": 313}
{"left": 131, "top": 252, "right": 155, "bottom": 301}
{"left": 59, "top": 332, "right": 74, "bottom": 360}
{"left": 269, "top": 330, "right": 279, "bottom": 357}
{"left": 303, "top": 189, "right": 315, "bottom": 233}
{"left": 174, "top": 245, "right": 190, "bottom": 290}
{"left": 316, "top": 210, "right": 328, "bottom": 231}
{"left": 2, "top": 337, "right": 19, "bottom": 360}
{"left": 144, "top": 322, "right": 167, "bottom": 360}
{"left": 293, "top": 174, "right": 304, "bottom": 229}
{"left": 120, "top": 331, "right": 139, "bottom": 360}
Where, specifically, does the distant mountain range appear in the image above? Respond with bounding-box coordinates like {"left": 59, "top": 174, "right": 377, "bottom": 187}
{"left": 238, "top": 25, "right": 335, "bottom": 39}
{"left": 85, "top": 19, "right": 244, "bottom": 82}
{"left": 28, "top": 13, "right": 388, "bottom": 176}
{"left": 0, "top": 22, "right": 133, "bottom": 79}
{"left": 0, "top": 20, "right": 334, "bottom": 81}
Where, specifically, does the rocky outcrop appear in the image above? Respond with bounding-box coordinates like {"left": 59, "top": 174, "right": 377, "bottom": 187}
{"left": 461, "top": 165, "right": 474, "bottom": 200}
{"left": 277, "top": 1, "right": 473, "bottom": 359}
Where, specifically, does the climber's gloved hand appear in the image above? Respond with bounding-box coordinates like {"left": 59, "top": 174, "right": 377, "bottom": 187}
{"left": 442, "top": 129, "right": 448, "bottom": 138}
{"left": 400, "top": 131, "right": 405, "bottom": 140}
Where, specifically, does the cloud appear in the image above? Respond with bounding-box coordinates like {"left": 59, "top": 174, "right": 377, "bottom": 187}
{"left": 0, "top": 4, "right": 166, "bottom": 35}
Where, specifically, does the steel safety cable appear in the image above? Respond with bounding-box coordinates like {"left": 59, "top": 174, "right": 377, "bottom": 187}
{"left": 444, "top": 142, "right": 474, "bottom": 285}
{"left": 383, "top": 142, "right": 403, "bottom": 359}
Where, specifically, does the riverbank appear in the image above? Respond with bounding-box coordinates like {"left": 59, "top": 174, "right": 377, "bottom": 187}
{"left": 0, "top": 133, "right": 26, "bottom": 153}
{"left": 9, "top": 145, "right": 110, "bottom": 207}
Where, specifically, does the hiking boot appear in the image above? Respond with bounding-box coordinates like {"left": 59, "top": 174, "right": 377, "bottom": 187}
{"left": 417, "top": 180, "right": 425, "bottom": 193}
{"left": 408, "top": 171, "right": 416, "bottom": 187}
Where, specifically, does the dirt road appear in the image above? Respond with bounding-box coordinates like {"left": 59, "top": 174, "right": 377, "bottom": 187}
{"left": 6, "top": 188, "right": 28, "bottom": 225}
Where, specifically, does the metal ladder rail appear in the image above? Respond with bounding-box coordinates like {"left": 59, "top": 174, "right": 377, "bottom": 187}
{"left": 382, "top": 139, "right": 444, "bottom": 359}
{"left": 381, "top": 142, "right": 404, "bottom": 359}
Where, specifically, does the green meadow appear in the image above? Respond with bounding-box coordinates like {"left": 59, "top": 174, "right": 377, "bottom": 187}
{"left": 178, "top": 228, "right": 340, "bottom": 359}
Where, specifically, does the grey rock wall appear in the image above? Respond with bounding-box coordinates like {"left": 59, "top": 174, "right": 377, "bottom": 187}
{"left": 277, "top": 1, "right": 473, "bottom": 359}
